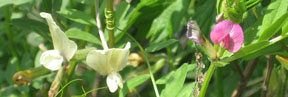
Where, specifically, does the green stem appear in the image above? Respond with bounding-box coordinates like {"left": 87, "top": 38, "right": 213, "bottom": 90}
{"left": 215, "top": 67, "right": 224, "bottom": 97}
{"left": 125, "top": 33, "right": 160, "bottom": 97}
{"left": 199, "top": 64, "right": 216, "bottom": 97}
{"left": 106, "top": 0, "right": 115, "bottom": 48}
{"left": 65, "top": 61, "right": 77, "bottom": 83}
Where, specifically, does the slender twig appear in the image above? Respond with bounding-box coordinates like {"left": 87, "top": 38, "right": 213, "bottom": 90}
{"left": 261, "top": 55, "right": 274, "bottom": 97}
{"left": 234, "top": 61, "right": 245, "bottom": 81}
{"left": 92, "top": 73, "right": 101, "bottom": 97}
{"left": 232, "top": 58, "right": 259, "bottom": 97}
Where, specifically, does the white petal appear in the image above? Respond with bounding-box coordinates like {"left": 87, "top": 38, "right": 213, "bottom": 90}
{"left": 40, "top": 50, "right": 63, "bottom": 71}
{"left": 106, "top": 48, "right": 130, "bottom": 72}
{"left": 86, "top": 50, "right": 110, "bottom": 75}
{"left": 40, "top": 12, "right": 77, "bottom": 61}
{"left": 124, "top": 42, "right": 131, "bottom": 49}
{"left": 106, "top": 72, "right": 123, "bottom": 93}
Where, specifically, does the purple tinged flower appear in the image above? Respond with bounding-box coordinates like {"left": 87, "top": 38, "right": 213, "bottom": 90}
{"left": 210, "top": 20, "right": 244, "bottom": 52}
{"left": 186, "top": 20, "right": 202, "bottom": 45}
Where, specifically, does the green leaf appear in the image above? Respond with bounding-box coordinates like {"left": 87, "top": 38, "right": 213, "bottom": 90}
{"left": 115, "top": 0, "right": 172, "bottom": 42}
{"left": 213, "top": 61, "right": 229, "bottom": 67}
{"left": 115, "top": 2, "right": 130, "bottom": 28}
{"left": 145, "top": 39, "right": 178, "bottom": 52}
{"left": 258, "top": 0, "right": 288, "bottom": 41}
{"left": 58, "top": 9, "right": 97, "bottom": 26}
{"left": 119, "top": 74, "right": 150, "bottom": 97}
{"left": 156, "top": 64, "right": 196, "bottom": 84}
{"left": 222, "top": 41, "right": 270, "bottom": 63}
{"left": 11, "top": 19, "right": 51, "bottom": 41}
{"left": 193, "top": 0, "right": 216, "bottom": 36}
{"left": 176, "top": 82, "right": 195, "bottom": 97}
{"left": 243, "top": 17, "right": 263, "bottom": 45}
{"left": 282, "top": 21, "right": 288, "bottom": 35}
{"left": 258, "top": 13, "right": 288, "bottom": 41}
{"left": 65, "top": 28, "right": 101, "bottom": 45}
{"left": 156, "top": 71, "right": 175, "bottom": 84}
{"left": 160, "top": 64, "right": 189, "bottom": 97}
{"left": 146, "top": 0, "right": 190, "bottom": 43}
{"left": 0, "top": 0, "right": 32, "bottom": 8}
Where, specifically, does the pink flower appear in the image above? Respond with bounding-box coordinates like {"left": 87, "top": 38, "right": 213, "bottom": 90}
{"left": 210, "top": 20, "right": 244, "bottom": 52}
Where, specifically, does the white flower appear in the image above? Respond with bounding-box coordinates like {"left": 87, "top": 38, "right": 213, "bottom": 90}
{"left": 39, "top": 12, "right": 77, "bottom": 71}
{"left": 86, "top": 42, "right": 130, "bottom": 93}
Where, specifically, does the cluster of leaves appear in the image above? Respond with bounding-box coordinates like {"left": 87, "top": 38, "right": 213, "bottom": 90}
{"left": 0, "top": 0, "right": 288, "bottom": 97}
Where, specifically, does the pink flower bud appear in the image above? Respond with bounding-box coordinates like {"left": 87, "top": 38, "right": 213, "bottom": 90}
{"left": 210, "top": 20, "right": 244, "bottom": 52}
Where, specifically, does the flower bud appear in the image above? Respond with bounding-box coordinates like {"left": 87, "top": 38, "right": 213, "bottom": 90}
{"left": 186, "top": 21, "right": 217, "bottom": 59}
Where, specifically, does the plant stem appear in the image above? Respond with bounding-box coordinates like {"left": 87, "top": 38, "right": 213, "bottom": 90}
{"left": 199, "top": 64, "right": 216, "bottom": 97}
{"left": 261, "top": 55, "right": 273, "bottom": 97}
{"left": 215, "top": 67, "right": 224, "bottom": 97}
{"left": 65, "top": 61, "right": 77, "bottom": 83}
{"left": 106, "top": 0, "right": 115, "bottom": 48}
{"left": 125, "top": 33, "right": 160, "bottom": 97}
{"left": 232, "top": 58, "right": 259, "bottom": 97}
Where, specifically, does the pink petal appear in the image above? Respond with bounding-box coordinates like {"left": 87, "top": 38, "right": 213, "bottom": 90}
{"left": 210, "top": 20, "right": 233, "bottom": 44}
{"left": 227, "top": 24, "right": 244, "bottom": 52}
{"left": 210, "top": 20, "right": 244, "bottom": 52}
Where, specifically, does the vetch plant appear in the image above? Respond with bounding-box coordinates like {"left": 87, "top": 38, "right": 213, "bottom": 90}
{"left": 39, "top": 12, "right": 78, "bottom": 71}
{"left": 6, "top": 0, "right": 288, "bottom": 97}
{"left": 86, "top": 6, "right": 131, "bottom": 91}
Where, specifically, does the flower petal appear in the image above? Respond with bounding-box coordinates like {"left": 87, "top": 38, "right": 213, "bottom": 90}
{"left": 86, "top": 50, "right": 110, "bottom": 75}
{"left": 86, "top": 42, "right": 130, "bottom": 75}
{"left": 40, "top": 50, "right": 63, "bottom": 71}
{"left": 40, "top": 12, "right": 77, "bottom": 61}
{"left": 210, "top": 20, "right": 233, "bottom": 44}
{"left": 106, "top": 48, "right": 130, "bottom": 72}
{"left": 186, "top": 20, "right": 202, "bottom": 45}
{"left": 227, "top": 23, "right": 244, "bottom": 52}
{"left": 106, "top": 72, "right": 123, "bottom": 93}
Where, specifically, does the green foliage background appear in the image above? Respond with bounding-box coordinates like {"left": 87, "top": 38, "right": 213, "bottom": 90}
{"left": 0, "top": 0, "right": 288, "bottom": 97}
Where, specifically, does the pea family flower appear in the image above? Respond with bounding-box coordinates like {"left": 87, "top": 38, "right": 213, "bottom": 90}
{"left": 86, "top": 42, "right": 130, "bottom": 93}
{"left": 186, "top": 20, "right": 202, "bottom": 45}
{"left": 210, "top": 20, "right": 244, "bottom": 52}
{"left": 39, "top": 12, "right": 77, "bottom": 71}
